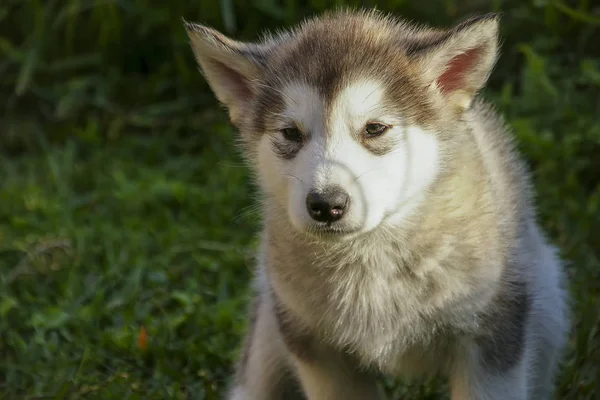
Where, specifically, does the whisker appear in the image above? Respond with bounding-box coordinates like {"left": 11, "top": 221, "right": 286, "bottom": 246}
{"left": 361, "top": 86, "right": 380, "bottom": 105}
{"left": 283, "top": 174, "right": 306, "bottom": 186}
{"left": 233, "top": 203, "right": 263, "bottom": 223}
{"left": 354, "top": 166, "right": 381, "bottom": 182}
{"left": 253, "top": 81, "right": 298, "bottom": 106}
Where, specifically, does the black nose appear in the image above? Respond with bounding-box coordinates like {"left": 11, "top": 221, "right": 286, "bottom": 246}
{"left": 305, "top": 186, "right": 350, "bottom": 223}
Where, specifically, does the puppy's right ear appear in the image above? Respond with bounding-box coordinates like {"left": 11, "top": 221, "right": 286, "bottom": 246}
{"left": 184, "top": 21, "right": 270, "bottom": 125}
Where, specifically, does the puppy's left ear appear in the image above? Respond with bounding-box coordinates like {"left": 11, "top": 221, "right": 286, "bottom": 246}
{"left": 408, "top": 13, "right": 501, "bottom": 111}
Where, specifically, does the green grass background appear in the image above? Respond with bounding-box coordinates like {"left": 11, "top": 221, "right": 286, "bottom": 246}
{"left": 1, "top": 0, "right": 599, "bottom": 398}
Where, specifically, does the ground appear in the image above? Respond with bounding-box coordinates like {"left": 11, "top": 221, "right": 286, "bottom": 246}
{"left": 1, "top": 0, "right": 599, "bottom": 399}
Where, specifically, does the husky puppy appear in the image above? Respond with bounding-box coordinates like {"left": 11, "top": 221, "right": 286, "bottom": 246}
{"left": 184, "top": 9, "right": 570, "bottom": 400}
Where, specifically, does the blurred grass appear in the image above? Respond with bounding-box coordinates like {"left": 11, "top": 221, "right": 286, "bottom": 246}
{"left": 0, "top": 0, "right": 599, "bottom": 398}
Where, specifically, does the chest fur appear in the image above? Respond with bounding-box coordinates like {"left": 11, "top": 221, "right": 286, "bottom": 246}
{"left": 266, "top": 235, "right": 500, "bottom": 372}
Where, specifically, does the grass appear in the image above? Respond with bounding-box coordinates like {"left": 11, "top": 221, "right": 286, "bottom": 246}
{"left": 1, "top": 0, "right": 599, "bottom": 398}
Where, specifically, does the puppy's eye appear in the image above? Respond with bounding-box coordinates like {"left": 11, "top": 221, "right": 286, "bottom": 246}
{"left": 365, "top": 123, "right": 389, "bottom": 137}
{"left": 282, "top": 127, "right": 302, "bottom": 142}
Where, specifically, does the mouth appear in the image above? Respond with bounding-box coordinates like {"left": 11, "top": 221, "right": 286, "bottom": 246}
{"left": 305, "top": 222, "right": 360, "bottom": 240}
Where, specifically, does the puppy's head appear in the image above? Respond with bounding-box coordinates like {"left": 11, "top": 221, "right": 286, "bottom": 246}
{"left": 185, "top": 10, "right": 500, "bottom": 240}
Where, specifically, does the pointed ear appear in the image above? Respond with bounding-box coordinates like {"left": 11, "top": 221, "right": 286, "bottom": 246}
{"left": 183, "top": 21, "right": 270, "bottom": 125}
{"left": 408, "top": 13, "right": 501, "bottom": 111}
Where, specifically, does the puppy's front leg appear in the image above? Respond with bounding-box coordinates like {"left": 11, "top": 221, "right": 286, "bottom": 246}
{"left": 274, "top": 300, "right": 380, "bottom": 400}
{"left": 450, "top": 340, "right": 528, "bottom": 400}
{"left": 229, "top": 295, "right": 303, "bottom": 400}
{"left": 291, "top": 352, "right": 381, "bottom": 400}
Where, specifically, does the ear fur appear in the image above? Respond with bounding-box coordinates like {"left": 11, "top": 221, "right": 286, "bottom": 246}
{"left": 183, "top": 21, "right": 271, "bottom": 125}
{"left": 408, "top": 13, "right": 501, "bottom": 111}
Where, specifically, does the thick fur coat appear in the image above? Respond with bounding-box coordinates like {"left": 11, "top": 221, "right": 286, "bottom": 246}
{"left": 184, "top": 9, "right": 570, "bottom": 400}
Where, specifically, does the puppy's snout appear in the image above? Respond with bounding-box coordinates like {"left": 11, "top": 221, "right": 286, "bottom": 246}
{"left": 306, "top": 186, "right": 350, "bottom": 223}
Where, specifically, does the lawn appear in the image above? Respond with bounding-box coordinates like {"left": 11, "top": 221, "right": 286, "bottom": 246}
{"left": 1, "top": 0, "right": 599, "bottom": 399}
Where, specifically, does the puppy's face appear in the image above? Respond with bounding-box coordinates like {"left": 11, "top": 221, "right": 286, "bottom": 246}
{"left": 185, "top": 10, "right": 499, "bottom": 239}
{"left": 254, "top": 77, "right": 440, "bottom": 238}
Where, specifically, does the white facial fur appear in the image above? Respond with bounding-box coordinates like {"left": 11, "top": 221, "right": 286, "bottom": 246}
{"left": 256, "top": 78, "right": 441, "bottom": 238}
